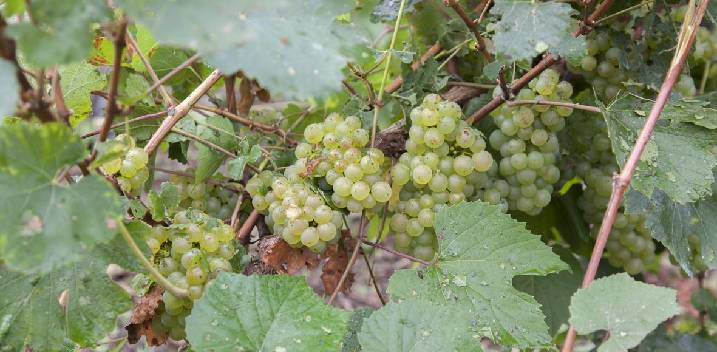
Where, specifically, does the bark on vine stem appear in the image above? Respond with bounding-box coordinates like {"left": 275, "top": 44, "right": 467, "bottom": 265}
{"left": 444, "top": 0, "right": 491, "bottom": 60}
{"left": 144, "top": 69, "right": 222, "bottom": 155}
{"left": 561, "top": 2, "right": 709, "bottom": 351}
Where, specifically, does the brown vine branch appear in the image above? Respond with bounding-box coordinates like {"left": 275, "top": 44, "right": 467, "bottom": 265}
{"left": 574, "top": 0, "right": 616, "bottom": 36}
{"left": 170, "top": 128, "right": 237, "bottom": 158}
{"left": 466, "top": 53, "right": 559, "bottom": 124}
{"left": 328, "top": 216, "right": 366, "bottom": 305}
{"left": 444, "top": 0, "right": 491, "bottom": 59}
{"left": 194, "top": 104, "right": 295, "bottom": 143}
{"left": 236, "top": 209, "right": 260, "bottom": 245}
{"left": 361, "top": 251, "right": 386, "bottom": 306}
{"left": 50, "top": 68, "right": 71, "bottom": 125}
{"left": 385, "top": 42, "right": 443, "bottom": 94}
{"left": 144, "top": 69, "right": 222, "bottom": 156}
{"left": 561, "top": 2, "right": 708, "bottom": 351}
{"left": 125, "top": 29, "right": 174, "bottom": 106}
{"left": 82, "top": 111, "right": 168, "bottom": 138}
{"left": 225, "top": 73, "right": 237, "bottom": 114}
{"left": 143, "top": 53, "right": 201, "bottom": 98}
{"left": 362, "top": 240, "right": 432, "bottom": 266}
{"left": 506, "top": 99, "right": 601, "bottom": 113}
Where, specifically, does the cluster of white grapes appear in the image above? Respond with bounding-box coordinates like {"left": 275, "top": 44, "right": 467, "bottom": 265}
{"left": 389, "top": 94, "right": 494, "bottom": 260}
{"left": 247, "top": 171, "right": 344, "bottom": 252}
{"left": 485, "top": 69, "right": 567, "bottom": 216}
{"left": 564, "top": 114, "right": 657, "bottom": 275}
{"left": 99, "top": 134, "right": 149, "bottom": 195}
{"left": 168, "top": 173, "right": 241, "bottom": 220}
{"left": 146, "top": 209, "right": 236, "bottom": 340}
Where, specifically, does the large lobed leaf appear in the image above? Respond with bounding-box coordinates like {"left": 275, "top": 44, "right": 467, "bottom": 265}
{"left": 358, "top": 300, "right": 482, "bottom": 352}
{"left": 569, "top": 273, "right": 680, "bottom": 352}
{"left": 0, "top": 59, "right": 19, "bottom": 119}
{"left": 625, "top": 189, "right": 717, "bottom": 275}
{"left": 0, "top": 122, "right": 122, "bottom": 273}
{"left": 603, "top": 99, "right": 717, "bottom": 204}
{"left": 186, "top": 273, "right": 349, "bottom": 351}
{"left": 491, "top": 0, "right": 585, "bottom": 62}
{"left": 7, "top": 0, "right": 111, "bottom": 66}
{"left": 0, "top": 234, "right": 144, "bottom": 351}
{"left": 117, "top": 0, "right": 363, "bottom": 99}
{"left": 387, "top": 201, "right": 569, "bottom": 348}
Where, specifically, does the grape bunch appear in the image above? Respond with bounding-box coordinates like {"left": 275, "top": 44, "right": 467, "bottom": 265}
{"left": 99, "top": 134, "right": 149, "bottom": 195}
{"left": 560, "top": 110, "right": 657, "bottom": 275}
{"left": 145, "top": 209, "right": 236, "bottom": 340}
{"left": 484, "top": 69, "right": 567, "bottom": 216}
{"left": 296, "top": 114, "right": 393, "bottom": 214}
{"left": 168, "top": 172, "right": 241, "bottom": 220}
{"left": 389, "top": 94, "right": 494, "bottom": 261}
{"left": 247, "top": 170, "right": 344, "bottom": 252}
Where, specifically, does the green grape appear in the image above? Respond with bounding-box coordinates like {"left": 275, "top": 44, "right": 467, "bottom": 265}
{"left": 304, "top": 123, "right": 325, "bottom": 143}
{"left": 371, "top": 182, "right": 392, "bottom": 203}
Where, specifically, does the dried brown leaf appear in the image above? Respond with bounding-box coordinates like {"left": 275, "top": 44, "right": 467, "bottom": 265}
{"left": 258, "top": 236, "right": 320, "bottom": 274}
{"left": 126, "top": 285, "right": 167, "bottom": 346}
{"left": 321, "top": 230, "right": 355, "bottom": 294}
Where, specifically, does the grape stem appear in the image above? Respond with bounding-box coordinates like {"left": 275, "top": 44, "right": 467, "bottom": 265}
{"left": 126, "top": 29, "right": 174, "bottom": 107}
{"left": 385, "top": 42, "right": 443, "bottom": 94}
{"left": 443, "top": 0, "right": 491, "bottom": 60}
{"left": 361, "top": 251, "right": 386, "bottom": 306}
{"left": 116, "top": 219, "right": 189, "bottom": 298}
{"left": 362, "top": 240, "right": 432, "bottom": 266}
{"left": 328, "top": 215, "right": 366, "bottom": 305}
{"left": 194, "top": 104, "right": 296, "bottom": 144}
{"left": 370, "top": 0, "right": 408, "bottom": 148}
{"left": 465, "top": 53, "right": 559, "bottom": 125}
{"left": 82, "top": 111, "right": 168, "bottom": 138}
{"left": 506, "top": 99, "right": 601, "bottom": 113}
{"left": 144, "top": 69, "right": 222, "bottom": 156}
{"left": 574, "top": 0, "right": 616, "bottom": 36}
{"left": 144, "top": 53, "right": 201, "bottom": 100}
{"left": 593, "top": 0, "right": 654, "bottom": 26}
{"left": 561, "top": 2, "right": 708, "bottom": 351}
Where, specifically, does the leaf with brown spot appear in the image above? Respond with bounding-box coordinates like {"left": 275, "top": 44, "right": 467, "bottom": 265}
{"left": 258, "top": 236, "right": 319, "bottom": 274}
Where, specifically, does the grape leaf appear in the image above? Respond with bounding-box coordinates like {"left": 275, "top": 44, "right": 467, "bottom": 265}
{"left": 7, "top": 0, "right": 111, "bottom": 66}
{"left": 371, "top": 0, "right": 423, "bottom": 22}
{"left": 491, "top": 0, "right": 585, "bottom": 62}
{"left": 342, "top": 308, "right": 373, "bottom": 352}
{"left": 624, "top": 189, "right": 717, "bottom": 275}
{"left": 59, "top": 62, "right": 107, "bottom": 125}
{"left": 226, "top": 141, "right": 261, "bottom": 180}
{"left": 186, "top": 273, "right": 349, "bottom": 351}
{"left": 388, "top": 201, "right": 569, "bottom": 347}
{"left": 0, "top": 234, "right": 144, "bottom": 351}
{"left": 116, "top": 0, "right": 362, "bottom": 99}
{"left": 603, "top": 100, "right": 717, "bottom": 204}
{"left": 661, "top": 98, "right": 717, "bottom": 130}
{"left": 514, "top": 250, "right": 582, "bottom": 336}
{"left": 0, "top": 122, "right": 122, "bottom": 273}
{"left": 569, "top": 273, "right": 680, "bottom": 352}
{"left": 638, "top": 326, "right": 717, "bottom": 352}
{"left": 0, "top": 59, "right": 19, "bottom": 119}
{"left": 358, "top": 300, "right": 482, "bottom": 352}
{"left": 193, "top": 115, "right": 238, "bottom": 183}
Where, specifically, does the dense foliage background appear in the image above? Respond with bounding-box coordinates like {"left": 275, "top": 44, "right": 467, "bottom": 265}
{"left": 2, "top": 0, "right": 717, "bottom": 351}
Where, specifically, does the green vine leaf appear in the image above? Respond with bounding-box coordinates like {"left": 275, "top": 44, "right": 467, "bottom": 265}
{"left": 186, "top": 273, "right": 349, "bottom": 351}
{"left": 7, "top": 0, "right": 111, "bottom": 66}
{"left": 569, "top": 273, "right": 680, "bottom": 352}
{"left": 624, "top": 189, "right": 717, "bottom": 275}
{"left": 490, "top": 0, "right": 585, "bottom": 62}
{"left": 0, "top": 59, "right": 19, "bottom": 119}
{"left": 116, "top": 0, "right": 362, "bottom": 99}
{"left": 0, "top": 234, "right": 144, "bottom": 351}
{"left": 603, "top": 98, "right": 717, "bottom": 204}
{"left": 0, "top": 122, "right": 122, "bottom": 273}
{"left": 371, "top": 0, "right": 423, "bottom": 22}
{"left": 342, "top": 309, "right": 373, "bottom": 352}
{"left": 388, "top": 201, "right": 569, "bottom": 348}
{"left": 194, "top": 115, "right": 238, "bottom": 183}
{"left": 59, "top": 62, "right": 107, "bottom": 125}
{"left": 358, "top": 300, "right": 481, "bottom": 352}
